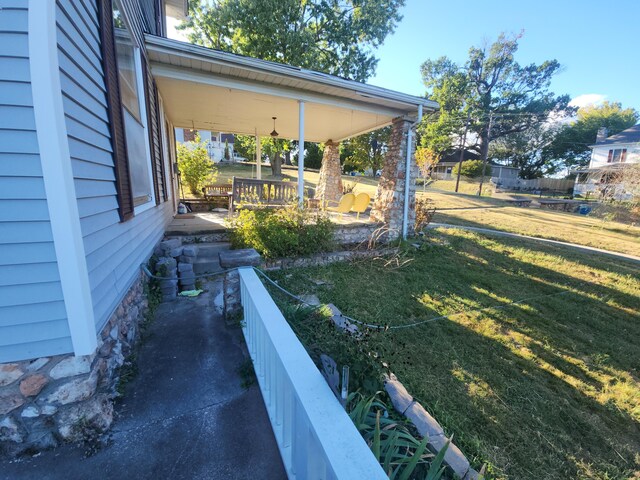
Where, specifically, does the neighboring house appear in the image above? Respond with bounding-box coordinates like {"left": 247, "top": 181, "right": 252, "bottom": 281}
{"left": 175, "top": 128, "right": 240, "bottom": 163}
{"left": 431, "top": 152, "right": 520, "bottom": 184}
{"left": 574, "top": 125, "right": 640, "bottom": 199}
{"left": 0, "top": 0, "right": 435, "bottom": 454}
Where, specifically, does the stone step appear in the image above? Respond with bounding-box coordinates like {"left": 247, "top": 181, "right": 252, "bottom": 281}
{"left": 193, "top": 257, "right": 225, "bottom": 275}
{"left": 193, "top": 242, "right": 231, "bottom": 258}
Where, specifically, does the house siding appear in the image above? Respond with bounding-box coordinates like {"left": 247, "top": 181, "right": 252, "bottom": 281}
{"left": 55, "top": 0, "right": 172, "bottom": 333}
{"left": 590, "top": 144, "right": 640, "bottom": 168}
{"left": 0, "top": 2, "right": 73, "bottom": 362}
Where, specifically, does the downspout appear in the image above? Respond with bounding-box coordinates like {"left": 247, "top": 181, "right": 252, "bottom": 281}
{"left": 402, "top": 104, "right": 423, "bottom": 239}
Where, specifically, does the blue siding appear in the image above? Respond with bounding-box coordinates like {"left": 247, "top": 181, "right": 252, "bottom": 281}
{"left": 56, "top": 0, "right": 172, "bottom": 332}
{"left": 0, "top": 2, "right": 72, "bottom": 362}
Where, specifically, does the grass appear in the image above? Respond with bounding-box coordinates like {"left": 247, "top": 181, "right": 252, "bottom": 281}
{"left": 266, "top": 229, "right": 640, "bottom": 480}
{"left": 424, "top": 189, "right": 640, "bottom": 257}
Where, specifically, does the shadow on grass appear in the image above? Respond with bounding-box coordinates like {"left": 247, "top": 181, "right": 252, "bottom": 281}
{"left": 269, "top": 228, "right": 640, "bottom": 479}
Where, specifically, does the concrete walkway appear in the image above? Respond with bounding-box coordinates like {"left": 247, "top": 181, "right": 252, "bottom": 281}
{"left": 1, "top": 278, "right": 286, "bottom": 480}
{"left": 428, "top": 222, "right": 640, "bottom": 265}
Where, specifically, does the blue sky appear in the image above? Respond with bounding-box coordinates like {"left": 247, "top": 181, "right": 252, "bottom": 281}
{"left": 369, "top": 0, "right": 640, "bottom": 110}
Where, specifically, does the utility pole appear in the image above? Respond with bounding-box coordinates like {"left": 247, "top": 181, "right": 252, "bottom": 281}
{"left": 455, "top": 113, "right": 471, "bottom": 193}
{"left": 478, "top": 112, "right": 494, "bottom": 196}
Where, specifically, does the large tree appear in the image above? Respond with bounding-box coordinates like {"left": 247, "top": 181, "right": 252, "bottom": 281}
{"left": 419, "top": 32, "right": 572, "bottom": 177}
{"left": 490, "top": 123, "right": 563, "bottom": 178}
{"left": 542, "top": 101, "right": 639, "bottom": 170}
{"left": 341, "top": 127, "right": 390, "bottom": 174}
{"left": 180, "top": 0, "right": 405, "bottom": 82}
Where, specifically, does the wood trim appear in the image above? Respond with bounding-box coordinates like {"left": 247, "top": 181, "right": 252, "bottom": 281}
{"left": 29, "top": 0, "right": 97, "bottom": 355}
{"left": 98, "top": 0, "right": 134, "bottom": 221}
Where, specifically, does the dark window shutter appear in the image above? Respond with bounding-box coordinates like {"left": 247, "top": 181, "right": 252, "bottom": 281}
{"left": 607, "top": 150, "right": 613, "bottom": 163}
{"left": 142, "top": 60, "right": 165, "bottom": 204}
{"left": 98, "top": 0, "right": 134, "bottom": 221}
{"left": 155, "top": 89, "right": 168, "bottom": 202}
{"left": 622, "top": 148, "right": 627, "bottom": 162}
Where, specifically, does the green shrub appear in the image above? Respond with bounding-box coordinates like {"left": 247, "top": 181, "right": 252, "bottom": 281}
{"left": 227, "top": 206, "right": 335, "bottom": 259}
{"left": 177, "top": 135, "right": 217, "bottom": 195}
{"left": 452, "top": 160, "right": 491, "bottom": 178}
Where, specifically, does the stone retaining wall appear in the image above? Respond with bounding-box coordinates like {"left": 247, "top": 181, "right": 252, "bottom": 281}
{"left": 165, "top": 232, "right": 229, "bottom": 244}
{"left": 0, "top": 273, "right": 149, "bottom": 457}
{"left": 333, "top": 222, "right": 388, "bottom": 246}
{"left": 262, "top": 247, "right": 398, "bottom": 271}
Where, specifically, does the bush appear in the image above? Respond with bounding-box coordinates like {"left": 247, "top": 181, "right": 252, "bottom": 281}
{"left": 452, "top": 159, "right": 491, "bottom": 178}
{"left": 177, "top": 136, "right": 217, "bottom": 195}
{"left": 414, "top": 198, "right": 436, "bottom": 233}
{"left": 227, "top": 206, "right": 335, "bottom": 259}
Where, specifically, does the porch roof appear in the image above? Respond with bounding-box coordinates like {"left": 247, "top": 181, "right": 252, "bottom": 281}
{"left": 145, "top": 35, "right": 438, "bottom": 142}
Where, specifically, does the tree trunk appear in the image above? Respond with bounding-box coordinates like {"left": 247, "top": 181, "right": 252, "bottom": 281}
{"left": 477, "top": 118, "right": 493, "bottom": 196}
{"left": 271, "top": 152, "right": 282, "bottom": 177}
{"left": 284, "top": 150, "right": 292, "bottom": 165}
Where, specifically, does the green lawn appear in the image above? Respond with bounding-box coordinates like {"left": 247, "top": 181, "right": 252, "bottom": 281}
{"left": 423, "top": 190, "right": 640, "bottom": 257}
{"left": 266, "top": 230, "right": 640, "bottom": 480}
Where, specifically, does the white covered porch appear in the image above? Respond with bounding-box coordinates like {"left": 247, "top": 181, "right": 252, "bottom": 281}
{"left": 145, "top": 35, "right": 437, "bottom": 237}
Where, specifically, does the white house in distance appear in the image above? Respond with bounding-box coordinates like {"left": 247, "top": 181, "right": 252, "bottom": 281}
{"left": 574, "top": 125, "right": 640, "bottom": 198}
{"left": 174, "top": 128, "right": 242, "bottom": 163}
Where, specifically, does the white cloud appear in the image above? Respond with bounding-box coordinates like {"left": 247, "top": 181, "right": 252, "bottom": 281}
{"left": 569, "top": 94, "right": 607, "bottom": 108}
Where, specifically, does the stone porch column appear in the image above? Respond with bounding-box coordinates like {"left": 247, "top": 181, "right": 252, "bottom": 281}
{"left": 315, "top": 140, "right": 342, "bottom": 204}
{"left": 370, "top": 117, "right": 417, "bottom": 238}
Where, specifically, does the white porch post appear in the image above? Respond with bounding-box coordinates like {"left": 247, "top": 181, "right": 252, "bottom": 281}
{"left": 402, "top": 104, "right": 423, "bottom": 239}
{"left": 298, "top": 100, "right": 305, "bottom": 206}
{"left": 255, "top": 132, "right": 262, "bottom": 180}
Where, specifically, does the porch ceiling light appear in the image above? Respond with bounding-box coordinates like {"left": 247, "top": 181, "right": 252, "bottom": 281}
{"left": 270, "top": 116, "right": 279, "bottom": 137}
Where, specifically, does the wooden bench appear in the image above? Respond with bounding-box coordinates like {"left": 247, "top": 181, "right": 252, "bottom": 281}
{"left": 504, "top": 198, "right": 532, "bottom": 207}
{"left": 202, "top": 184, "right": 233, "bottom": 209}
{"left": 231, "top": 177, "right": 298, "bottom": 212}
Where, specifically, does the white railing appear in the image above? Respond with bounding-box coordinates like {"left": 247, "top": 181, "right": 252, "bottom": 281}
{"left": 238, "top": 268, "right": 388, "bottom": 480}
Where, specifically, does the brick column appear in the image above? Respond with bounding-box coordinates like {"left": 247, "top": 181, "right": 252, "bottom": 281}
{"left": 315, "top": 140, "right": 342, "bottom": 204}
{"left": 370, "top": 118, "right": 417, "bottom": 238}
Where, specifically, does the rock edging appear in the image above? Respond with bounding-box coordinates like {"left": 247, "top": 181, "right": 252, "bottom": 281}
{"left": 384, "top": 373, "right": 480, "bottom": 480}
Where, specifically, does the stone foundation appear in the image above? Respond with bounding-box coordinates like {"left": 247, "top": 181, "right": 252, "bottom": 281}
{"left": 315, "top": 141, "right": 342, "bottom": 204}
{"left": 370, "top": 117, "right": 417, "bottom": 238}
{"left": 0, "top": 273, "right": 150, "bottom": 457}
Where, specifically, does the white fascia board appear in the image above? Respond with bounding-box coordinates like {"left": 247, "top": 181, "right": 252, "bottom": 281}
{"left": 145, "top": 35, "right": 438, "bottom": 112}
{"left": 151, "top": 64, "right": 407, "bottom": 119}
{"left": 29, "top": 1, "right": 97, "bottom": 356}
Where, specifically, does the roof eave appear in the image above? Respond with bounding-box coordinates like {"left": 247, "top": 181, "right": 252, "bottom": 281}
{"left": 144, "top": 35, "right": 438, "bottom": 113}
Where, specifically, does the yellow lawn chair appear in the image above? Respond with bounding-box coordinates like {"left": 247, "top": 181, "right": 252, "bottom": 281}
{"left": 351, "top": 192, "right": 370, "bottom": 219}
{"left": 326, "top": 193, "right": 356, "bottom": 217}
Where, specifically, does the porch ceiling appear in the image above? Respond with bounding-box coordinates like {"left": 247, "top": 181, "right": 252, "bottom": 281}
{"left": 145, "top": 35, "right": 438, "bottom": 143}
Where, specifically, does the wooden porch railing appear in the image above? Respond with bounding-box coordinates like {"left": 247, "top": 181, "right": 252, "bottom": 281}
{"left": 238, "top": 267, "right": 387, "bottom": 480}
{"left": 231, "top": 177, "right": 298, "bottom": 212}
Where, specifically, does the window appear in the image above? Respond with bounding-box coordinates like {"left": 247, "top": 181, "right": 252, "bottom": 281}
{"left": 112, "top": 0, "right": 153, "bottom": 208}
{"left": 607, "top": 148, "right": 627, "bottom": 163}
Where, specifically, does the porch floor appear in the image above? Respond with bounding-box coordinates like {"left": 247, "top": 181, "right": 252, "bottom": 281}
{"left": 166, "top": 209, "right": 374, "bottom": 236}
{"left": 0, "top": 278, "right": 286, "bottom": 480}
